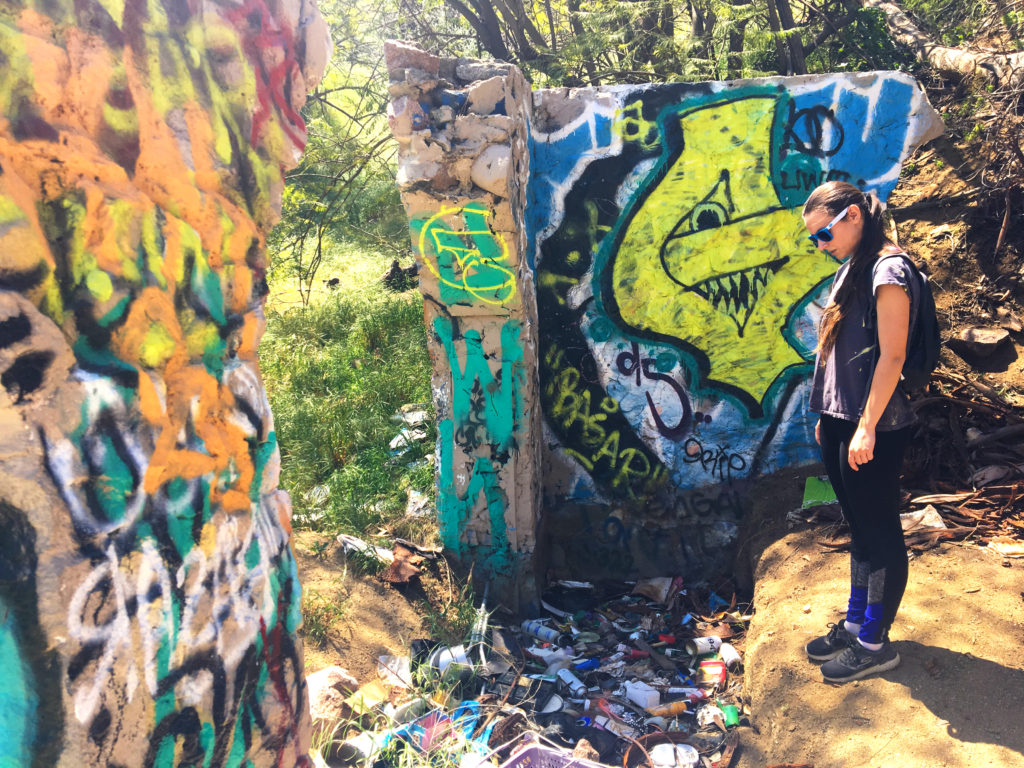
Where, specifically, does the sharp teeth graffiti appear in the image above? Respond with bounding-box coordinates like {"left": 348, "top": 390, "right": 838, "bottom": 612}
{"left": 385, "top": 44, "right": 942, "bottom": 590}
{"left": 530, "top": 75, "right": 942, "bottom": 575}
{"left": 0, "top": 0, "right": 330, "bottom": 762}
{"left": 607, "top": 92, "right": 839, "bottom": 406}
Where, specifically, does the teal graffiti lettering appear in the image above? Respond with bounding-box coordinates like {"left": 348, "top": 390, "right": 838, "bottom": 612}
{"left": 434, "top": 317, "right": 524, "bottom": 453}
{"left": 437, "top": 420, "right": 514, "bottom": 574}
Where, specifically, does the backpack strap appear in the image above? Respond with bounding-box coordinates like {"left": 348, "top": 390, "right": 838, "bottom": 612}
{"left": 859, "top": 249, "right": 920, "bottom": 409}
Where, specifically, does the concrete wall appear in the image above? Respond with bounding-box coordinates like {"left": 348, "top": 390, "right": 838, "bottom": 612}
{"left": 530, "top": 77, "right": 943, "bottom": 579}
{"left": 386, "top": 44, "right": 943, "bottom": 592}
{"left": 0, "top": 0, "right": 329, "bottom": 764}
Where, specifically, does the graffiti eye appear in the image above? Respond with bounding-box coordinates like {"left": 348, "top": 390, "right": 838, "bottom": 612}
{"left": 690, "top": 202, "right": 730, "bottom": 231}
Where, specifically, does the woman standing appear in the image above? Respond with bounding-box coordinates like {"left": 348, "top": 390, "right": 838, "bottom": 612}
{"left": 802, "top": 181, "right": 917, "bottom": 683}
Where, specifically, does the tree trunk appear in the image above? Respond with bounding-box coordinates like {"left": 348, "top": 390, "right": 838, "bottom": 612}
{"left": 567, "top": 0, "right": 600, "bottom": 84}
{"left": 689, "top": 0, "right": 717, "bottom": 65}
{"left": 444, "top": 0, "right": 512, "bottom": 61}
{"left": 764, "top": 0, "right": 792, "bottom": 74}
{"left": 863, "top": 0, "right": 1024, "bottom": 88}
{"left": 775, "top": 0, "right": 808, "bottom": 74}
{"left": 727, "top": 18, "right": 749, "bottom": 79}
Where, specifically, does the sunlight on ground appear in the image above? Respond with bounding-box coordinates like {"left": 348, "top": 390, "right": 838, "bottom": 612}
{"left": 267, "top": 243, "right": 401, "bottom": 312}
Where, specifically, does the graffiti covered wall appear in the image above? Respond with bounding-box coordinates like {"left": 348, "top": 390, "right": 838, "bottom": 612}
{"left": 387, "top": 47, "right": 942, "bottom": 589}
{"left": 530, "top": 76, "right": 942, "bottom": 578}
{"left": 0, "top": 0, "right": 329, "bottom": 763}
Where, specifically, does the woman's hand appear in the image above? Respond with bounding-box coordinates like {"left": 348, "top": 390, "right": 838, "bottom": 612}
{"left": 848, "top": 423, "right": 875, "bottom": 470}
{"left": 815, "top": 420, "right": 821, "bottom": 445}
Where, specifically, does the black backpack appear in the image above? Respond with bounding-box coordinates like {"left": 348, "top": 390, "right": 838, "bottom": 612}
{"left": 872, "top": 252, "right": 941, "bottom": 390}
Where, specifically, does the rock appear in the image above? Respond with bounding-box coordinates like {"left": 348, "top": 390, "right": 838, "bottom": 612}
{"left": 471, "top": 144, "right": 511, "bottom": 196}
{"left": 951, "top": 326, "right": 1010, "bottom": 357}
{"left": 466, "top": 76, "right": 507, "bottom": 115}
{"left": 387, "top": 95, "right": 429, "bottom": 138}
{"left": 307, "top": 666, "right": 358, "bottom": 725}
{"left": 996, "top": 306, "right": 1022, "bottom": 332}
{"left": 396, "top": 138, "right": 445, "bottom": 188}
{"left": 455, "top": 58, "right": 513, "bottom": 82}
{"left": 384, "top": 40, "right": 440, "bottom": 76}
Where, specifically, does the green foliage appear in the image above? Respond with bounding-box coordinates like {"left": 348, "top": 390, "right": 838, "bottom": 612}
{"left": 344, "top": 545, "right": 390, "bottom": 576}
{"left": 804, "top": 8, "right": 920, "bottom": 73}
{"left": 262, "top": 250, "right": 434, "bottom": 535}
{"left": 419, "top": 577, "right": 478, "bottom": 647}
{"left": 898, "top": 0, "right": 991, "bottom": 45}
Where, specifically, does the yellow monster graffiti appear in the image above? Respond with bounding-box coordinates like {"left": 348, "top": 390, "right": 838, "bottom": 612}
{"left": 609, "top": 94, "right": 838, "bottom": 407}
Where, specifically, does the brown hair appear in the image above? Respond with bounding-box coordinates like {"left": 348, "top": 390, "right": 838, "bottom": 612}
{"left": 804, "top": 181, "right": 894, "bottom": 360}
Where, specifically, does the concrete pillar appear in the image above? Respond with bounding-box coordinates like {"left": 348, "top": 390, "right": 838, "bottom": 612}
{"left": 0, "top": 0, "right": 331, "bottom": 764}
{"left": 384, "top": 42, "right": 542, "bottom": 611}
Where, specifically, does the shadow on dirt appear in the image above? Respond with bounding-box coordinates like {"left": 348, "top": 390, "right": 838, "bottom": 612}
{"left": 892, "top": 640, "right": 1024, "bottom": 758}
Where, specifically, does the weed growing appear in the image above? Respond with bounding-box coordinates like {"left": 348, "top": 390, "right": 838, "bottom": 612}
{"left": 302, "top": 588, "right": 348, "bottom": 646}
{"left": 420, "top": 573, "right": 478, "bottom": 647}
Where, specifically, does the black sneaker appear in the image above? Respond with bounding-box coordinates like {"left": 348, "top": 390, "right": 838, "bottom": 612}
{"left": 821, "top": 641, "right": 900, "bottom": 683}
{"left": 805, "top": 623, "right": 856, "bottom": 662}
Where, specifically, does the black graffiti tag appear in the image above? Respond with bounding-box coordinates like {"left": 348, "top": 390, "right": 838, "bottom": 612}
{"left": 783, "top": 102, "right": 844, "bottom": 158}
{"left": 615, "top": 341, "right": 692, "bottom": 439}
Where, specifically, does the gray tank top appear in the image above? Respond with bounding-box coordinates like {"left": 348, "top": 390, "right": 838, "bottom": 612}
{"left": 808, "top": 253, "right": 918, "bottom": 431}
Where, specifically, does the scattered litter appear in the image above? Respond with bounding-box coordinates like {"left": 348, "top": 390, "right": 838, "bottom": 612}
{"left": 406, "top": 488, "right": 434, "bottom": 517}
{"left": 379, "top": 542, "right": 425, "bottom": 584}
{"left": 391, "top": 403, "right": 430, "bottom": 427}
{"left": 802, "top": 475, "right": 838, "bottom": 508}
{"left": 337, "top": 533, "right": 395, "bottom": 564}
{"left": 313, "top": 579, "right": 754, "bottom": 767}
{"left": 986, "top": 536, "right": 1024, "bottom": 558}
{"left": 900, "top": 505, "right": 947, "bottom": 532}
{"left": 632, "top": 576, "right": 679, "bottom": 604}
{"left": 389, "top": 426, "right": 429, "bottom": 457}
{"left": 378, "top": 655, "right": 412, "bottom": 688}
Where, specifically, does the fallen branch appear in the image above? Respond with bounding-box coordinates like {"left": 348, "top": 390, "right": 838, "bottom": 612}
{"left": 862, "top": 0, "right": 1024, "bottom": 88}
{"left": 966, "top": 424, "right": 1024, "bottom": 449}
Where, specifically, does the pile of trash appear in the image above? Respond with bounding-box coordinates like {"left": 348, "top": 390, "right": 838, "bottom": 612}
{"left": 314, "top": 579, "right": 752, "bottom": 768}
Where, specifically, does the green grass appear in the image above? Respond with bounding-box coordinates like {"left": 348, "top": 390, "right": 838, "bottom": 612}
{"left": 262, "top": 241, "right": 435, "bottom": 537}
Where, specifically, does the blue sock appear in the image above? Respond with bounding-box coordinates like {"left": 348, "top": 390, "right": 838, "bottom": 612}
{"left": 859, "top": 603, "right": 885, "bottom": 645}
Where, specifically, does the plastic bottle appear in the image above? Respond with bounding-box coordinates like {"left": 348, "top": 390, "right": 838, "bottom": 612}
{"left": 645, "top": 700, "right": 689, "bottom": 717}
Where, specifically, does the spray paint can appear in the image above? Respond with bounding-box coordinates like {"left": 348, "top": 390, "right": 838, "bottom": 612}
{"left": 556, "top": 667, "right": 587, "bottom": 696}
{"left": 521, "top": 619, "right": 568, "bottom": 645}
{"left": 719, "top": 642, "right": 742, "bottom": 670}
{"left": 685, "top": 636, "right": 722, "bottom": 655}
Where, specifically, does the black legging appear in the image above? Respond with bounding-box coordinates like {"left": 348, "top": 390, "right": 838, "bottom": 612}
{"left": 818, "top": 414, "right": 913, "bottom": 644}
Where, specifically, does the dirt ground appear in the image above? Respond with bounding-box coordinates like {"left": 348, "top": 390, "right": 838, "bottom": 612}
{"left": 733, "top": 469, "right": 1024, "bottom": 768}
{"left": 293, "top": 530, "right": 429, "bottom": 683}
